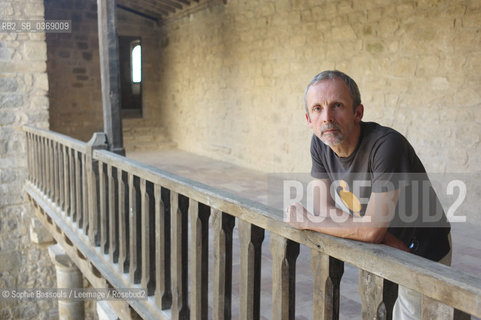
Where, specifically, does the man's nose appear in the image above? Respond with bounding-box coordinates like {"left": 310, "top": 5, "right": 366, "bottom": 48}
{"left": 321, "top": 107, "right": 334, "bottom": 123}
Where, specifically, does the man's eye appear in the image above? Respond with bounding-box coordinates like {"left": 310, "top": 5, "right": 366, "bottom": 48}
{"left": 313, "top": 106, "right": 321, "bottom": 112}
{"left": 335, "top": 103, "right": 343, "bottom": 108}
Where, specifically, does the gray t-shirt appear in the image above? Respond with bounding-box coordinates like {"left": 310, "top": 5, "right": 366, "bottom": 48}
{"left": 310, "top": 121, "right": 450, "bottom": 261}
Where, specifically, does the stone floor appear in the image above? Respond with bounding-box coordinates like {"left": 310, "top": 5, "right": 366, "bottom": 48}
{"left": 129, "top": 149, "right": 481, "bottom": 320}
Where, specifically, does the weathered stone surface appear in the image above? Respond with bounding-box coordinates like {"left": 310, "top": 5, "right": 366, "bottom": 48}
{"left": 0, "top": 1, "right": 57, "bottom": 318}
{"left": 0, "top": 47, "right": 15, "bottom": 60}
{"left": 23, "top": 41, "right": 48, "bottom": 61}
{"left": 0, "top": 112, "right": 16, "bottom": 125}
{"left": 39, "top": 0, "right": 481, "bottom": 255}
{"left": 0, "top": 252, "right": 21, "bottom": 271}
{"left": 29, "top": 218, "right": 54, "bottom": 244}
{"left": 0, "top": 77, "right": 19, "bottom": 92}
{"left": 33, "top": 73, "right": 49, "bottom": 91}
{"left": 0, "top": 94, "right": 24, "bottom": 108}
{"left": 131, "top": 0, "right": 481, "bottom": 185}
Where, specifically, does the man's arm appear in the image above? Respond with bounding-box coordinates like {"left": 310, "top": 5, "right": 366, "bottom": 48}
{"left": 286, "top": 179, "right": 407, "bottom": 249}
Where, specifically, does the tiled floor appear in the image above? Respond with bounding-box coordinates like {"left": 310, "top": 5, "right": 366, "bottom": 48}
{"left": 129, "top": 149, "right": 481, "bottom": 319}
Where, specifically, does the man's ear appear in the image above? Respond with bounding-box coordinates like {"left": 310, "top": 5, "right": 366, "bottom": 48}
{"left": 354, "top": 104, "right": 364, "bottom": 123}
{"left": 306, "top": 113, "right": 313, "bottom": 128}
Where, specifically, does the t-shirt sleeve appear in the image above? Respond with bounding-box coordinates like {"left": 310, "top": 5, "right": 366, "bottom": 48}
{"left": 310, "top": 135, "right": 328, "bottom": 179}
{"left": 370, "top": 133, "right": 412, "bottom": 193}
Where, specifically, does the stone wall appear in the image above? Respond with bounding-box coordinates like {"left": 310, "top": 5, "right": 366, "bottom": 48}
{"left": 154, "top": 0, "right": 481, "bottom": 224}
{"left": 45, "top": 0, "right": 103, "bottom": 142}
{"left": 0, "top": 0, "right": 57, "bottom": 318}
{"left": 45, "top": 0, "right": 481, "bottom": 225}
{"left": 45, "top": 0, "right": 161, "bottom": 143}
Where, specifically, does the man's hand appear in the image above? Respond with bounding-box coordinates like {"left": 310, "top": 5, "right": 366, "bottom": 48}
{"left": 285, "top": 202, "right": 409, "bottom": 253}
{"left": 382, "top": 232, "right": 409, "bottom": 252}
{"left": 284, "top": 202, "right": 309, "bottom": 230}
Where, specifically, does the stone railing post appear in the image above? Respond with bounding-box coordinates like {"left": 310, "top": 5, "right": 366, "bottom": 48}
{"left": 48, "top": 244, "right": 85, "bottom": 320}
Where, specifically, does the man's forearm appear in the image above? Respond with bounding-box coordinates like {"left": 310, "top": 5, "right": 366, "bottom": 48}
{"left": 287, "top": 203, "right": 387, "bottom": 243}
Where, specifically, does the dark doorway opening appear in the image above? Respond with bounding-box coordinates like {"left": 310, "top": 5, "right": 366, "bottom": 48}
{"left": 119, "top": 36, "right": 142, "bottom": 118}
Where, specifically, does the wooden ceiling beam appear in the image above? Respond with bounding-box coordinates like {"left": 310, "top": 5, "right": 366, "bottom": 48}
{"left": 158, "top": 0, "right": 183, "bottom": 10}
{"left": 117, "top": 0, "right": 222, "bottom": 20}
{"left": 117, "top": 4, "right": 161, "bottom": 21}
{"left": 117, "top": 0, "right": 170, "bottom": 17}
{"left": 134, "top": 1, "right": 175, "bottom": 15}
{"left": 175, "top": 0, "right": 191, "bottom": 5}
{"left": 141, "top": 0, "right": 178, "bottom": 13}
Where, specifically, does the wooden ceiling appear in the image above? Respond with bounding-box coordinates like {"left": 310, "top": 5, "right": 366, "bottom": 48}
{"left": 117, "top": 0, "right": 222, "bottom": 22}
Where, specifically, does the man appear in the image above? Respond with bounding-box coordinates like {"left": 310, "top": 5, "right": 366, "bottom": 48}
{"left": 286, "top": 70, "right": 451, "bottom": 319}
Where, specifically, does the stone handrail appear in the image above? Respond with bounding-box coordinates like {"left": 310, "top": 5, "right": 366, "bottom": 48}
{"left": 23, "top": 126, "right": 481, "bottom": 319}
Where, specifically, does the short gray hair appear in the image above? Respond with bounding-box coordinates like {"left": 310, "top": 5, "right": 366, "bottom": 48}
{"left": 304, "top": 70, "right": 362, "bottom": 117}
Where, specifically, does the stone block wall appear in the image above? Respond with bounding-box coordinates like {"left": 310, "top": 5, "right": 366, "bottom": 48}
{"left": 45, "top": 0, "right": 103, "bottom": 142}
{"left": 45, "top": 0, "right": 162, "bottom": 143}
{"left": 44, "top": 0, "right": 481, "bottom": 225}
{"left": 154, "top": 0, "right": 481, "bottom": 224}
{"left": 156, "top": 0, "right": 481, "bottom": 173}
{"left": 0, "top": 0, "right": 57, "bottom": 318}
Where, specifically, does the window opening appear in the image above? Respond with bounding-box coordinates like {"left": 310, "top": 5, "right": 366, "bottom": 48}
{"left": 131, "top": 43, "right": 141, "bottom": 83}
{"left": 119, "top": 36, "right": 142, "bottom": 117}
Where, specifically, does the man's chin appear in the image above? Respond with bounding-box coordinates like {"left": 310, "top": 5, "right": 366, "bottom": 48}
{"left": 320, "top": 136, "right": 344, "bottom": 147}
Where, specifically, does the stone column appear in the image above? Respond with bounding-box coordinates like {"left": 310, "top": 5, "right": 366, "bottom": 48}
{"left": 48, "top": 244, "right": 85, "bottom": 320}
{"left": 97, "top": 301, "right": 120, "bottom": 320}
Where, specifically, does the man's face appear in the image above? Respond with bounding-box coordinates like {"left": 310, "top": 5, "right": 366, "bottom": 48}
{"left": 306, "top": 78, "right": 363, "bottom": 148}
